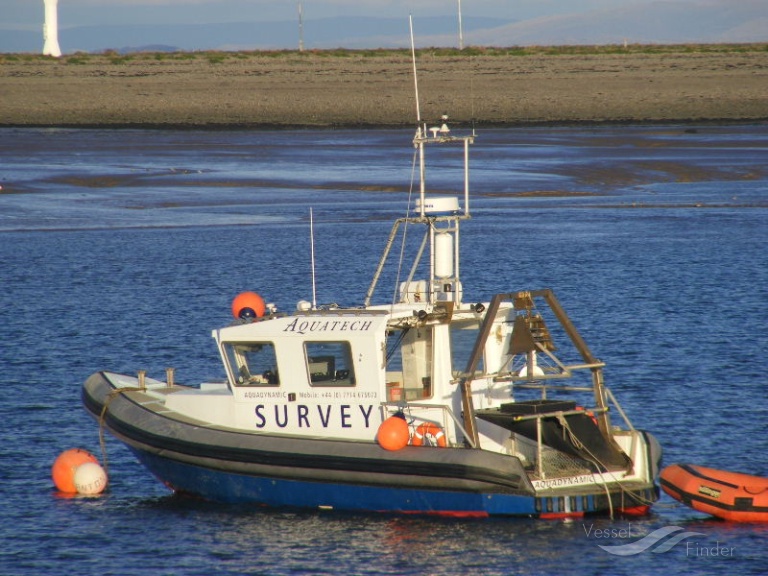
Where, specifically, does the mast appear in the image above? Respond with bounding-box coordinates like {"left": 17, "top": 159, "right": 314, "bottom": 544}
{"left": 412, "top": 122, "right": 473, "bottom": 307}
{"left": 364, "top": 18, "right": 474, "bottom": 308}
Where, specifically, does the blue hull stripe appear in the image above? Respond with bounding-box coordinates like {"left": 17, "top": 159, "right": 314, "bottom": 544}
{"left": 133, "top": 449, "right": 539, "bottom": 516}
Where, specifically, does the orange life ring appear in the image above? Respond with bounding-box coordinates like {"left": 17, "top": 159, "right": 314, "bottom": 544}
{"left": 411, "top": 422, "right": 447, "bottom": 447}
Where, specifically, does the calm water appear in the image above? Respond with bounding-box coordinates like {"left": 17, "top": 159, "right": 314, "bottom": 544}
{"left": 1, "top": 125, "right": 766, "bottom": 575}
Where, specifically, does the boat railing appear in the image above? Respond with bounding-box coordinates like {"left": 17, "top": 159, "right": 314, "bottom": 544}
{"left": 519, "top": 408, "right": 595, "bottom": 480}
{"left": 503, "top": 404, "right": 638, "bottom": 480}
{"left": 465, "top": 361, "right": 606, "bottom": 385}
{"left": 381, "top": 401, "right": 477, "bottom": 448}
{"left": 508, "top": 383, "right": 637, "bottom": 437}
{"left": 513, "top": 383, "right": 594, "bottom": 393}
{"left": 506, "top": 407, "right": 608, "bottom": 423}
{"left": 604, "top": 387, "right": 637, "bottom": 433}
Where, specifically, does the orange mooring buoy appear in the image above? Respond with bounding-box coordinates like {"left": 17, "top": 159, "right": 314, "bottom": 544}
{"left": 231, "top": 291, "right": 266, "bottom": 319}
{"left": 51, "top": 448, "right": 99, "bottom": 493}
{"left": 376, "top": 414, "right": 410, "bottom": 451}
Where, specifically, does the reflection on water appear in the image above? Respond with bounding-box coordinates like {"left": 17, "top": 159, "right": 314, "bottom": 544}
{"left": 1, "top": 125, "right": 766, "bottom": 232}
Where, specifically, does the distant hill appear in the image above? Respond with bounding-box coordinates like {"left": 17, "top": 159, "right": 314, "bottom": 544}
{"left": 1, "top": 2, "right": 765, "bottom": 55}
{"left": 0, "top": 16, "right": 508, "bottom": 54}
{"left": 462, "top": 0, "right": 768, "bottom": 46}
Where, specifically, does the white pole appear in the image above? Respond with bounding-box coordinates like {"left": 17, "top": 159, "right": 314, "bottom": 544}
{"left": 310, "top": 208, "right": 317, "bottom": 309}
{"left": 298, "top": 2, "right": 304, "bottom": 52}
{"left": 457, "top": 0, "right": 464, "bottom": 50}
{"left": 42, "top": 0, "right": 62, "bottom": 57}
{"left": 409, "top": 15, "right": 421, "bottom": 124}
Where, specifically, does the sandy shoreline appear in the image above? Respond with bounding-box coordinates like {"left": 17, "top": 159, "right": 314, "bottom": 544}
{"left": 2, "top": 47, "right": 767, "bottom": 128}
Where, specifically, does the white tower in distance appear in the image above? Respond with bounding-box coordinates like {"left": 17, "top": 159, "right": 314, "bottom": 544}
{"left": 42, "top": 0, "right": 62, "bottom": 57}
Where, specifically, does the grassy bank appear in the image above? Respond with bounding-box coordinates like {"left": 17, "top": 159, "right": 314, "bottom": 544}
{"left": 2, "top": 42, "right": 766, "bottom": 65}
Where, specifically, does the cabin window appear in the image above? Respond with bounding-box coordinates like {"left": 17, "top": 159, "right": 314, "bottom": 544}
{"left": 450, "top": 322, "right": 484, "bottom": 375}
{"left": 224, "top": 342, "right": 279, "bottom": 386}
{"left": 304, "top": 341, "right": 355, "bottom": 386}
{"left": 384, "top": 327, "right": 433, "bottom": 401}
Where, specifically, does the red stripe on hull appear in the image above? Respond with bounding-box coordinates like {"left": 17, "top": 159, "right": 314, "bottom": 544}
{"left": 539, "top": 512, "right": 585, "bottom": 520}
{"left": 616, "top": 505, "right": 651, "bottom": 517}
{"left": 396, "top": 510, "right": 491, "bottom": 518}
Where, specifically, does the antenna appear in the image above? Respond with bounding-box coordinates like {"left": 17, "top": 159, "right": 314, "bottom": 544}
{"left": 409, "top": 15, "right": 421, "bottom": 124}
{"left": 42, "top": 0, "right": 62, "bottom": 57}
{"left": 310, "top": 208, "right": 317, "bottom": 309}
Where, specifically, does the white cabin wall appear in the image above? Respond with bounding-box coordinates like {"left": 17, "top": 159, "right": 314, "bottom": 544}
{"left": 483, "top": 309, "right": 514, "bottom": 374}
{"left": 224, "top": 327, "right": 386, "bottom": 439}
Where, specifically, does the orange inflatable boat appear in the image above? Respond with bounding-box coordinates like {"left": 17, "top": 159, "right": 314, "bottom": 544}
{"left": 661, "top": 463, "right": 768, "bottom": 522}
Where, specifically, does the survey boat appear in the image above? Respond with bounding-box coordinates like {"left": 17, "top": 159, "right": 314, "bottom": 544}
{"left": 661, "top": 463, "right": 768, "bottom": 522}
{"left": 82, "top": 115, "right": 661, "bottom": 518}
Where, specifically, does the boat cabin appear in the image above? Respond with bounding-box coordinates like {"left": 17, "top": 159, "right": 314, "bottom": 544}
{"left": 202, "top": 299, "right": 506, "bottom": 445}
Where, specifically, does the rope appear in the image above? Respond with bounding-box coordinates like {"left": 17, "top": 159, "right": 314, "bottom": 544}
{"left": 98, "top": 386, "right": 143, "bottom": 478}
{"left": 386, "top": 328, "right": 409, "bottom": 362}
{"left": 555, "top": 413, "right": 657, "bottom": 518}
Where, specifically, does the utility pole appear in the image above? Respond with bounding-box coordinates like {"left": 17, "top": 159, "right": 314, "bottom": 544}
{"left": 298, "top": 2, "right": 304, "bottom": 52}
{"left": 457, "top": 0, "right": 464, "bottom": 50}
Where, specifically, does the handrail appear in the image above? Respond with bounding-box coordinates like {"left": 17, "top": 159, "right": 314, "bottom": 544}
{"left": 381, "top": 401, "right": 477, "bottom": 449}
{"left": 605, "top": 387, "right": 636, "bottom": 432}
{"left": 502, "top": 407, "right": 608, "bottom": 424}
{"left": 364, "top": 218, "right": 406, "bottom": 307}
{"left": 513, "top": 384, "right": 594, "bottom": 392}
{"left": 476, "top": 362, "right": 605, "bottom": 383}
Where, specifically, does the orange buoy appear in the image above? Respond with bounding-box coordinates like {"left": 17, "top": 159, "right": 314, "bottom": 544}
{"left": 376, "top": 414, "right": 410, "bottom": 451}
{"left": 52, "top": 449, "right": 99, "bottom": 493}
{"left": 231, "top": 291, "right": 266, "bottom": 319}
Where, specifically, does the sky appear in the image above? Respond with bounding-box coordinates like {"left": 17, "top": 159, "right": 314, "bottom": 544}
{"left": 3, "top": 0, "right": 649, "bottom": 30}
{"left": 5, "top": 0, "right": 762, "bottom": 52}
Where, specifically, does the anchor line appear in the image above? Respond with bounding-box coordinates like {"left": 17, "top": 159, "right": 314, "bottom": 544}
{"left": 98, "top": 387, "right": 143, "bottom": 478}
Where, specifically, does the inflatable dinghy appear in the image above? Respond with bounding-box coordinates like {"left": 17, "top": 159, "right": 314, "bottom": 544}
{"left": 661, "top": 463, "right": 768, "bottom": 522}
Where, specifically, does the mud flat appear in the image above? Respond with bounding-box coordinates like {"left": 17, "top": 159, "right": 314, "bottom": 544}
{"left": 2, "top": 46, "right": 767, "bottom": 128}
